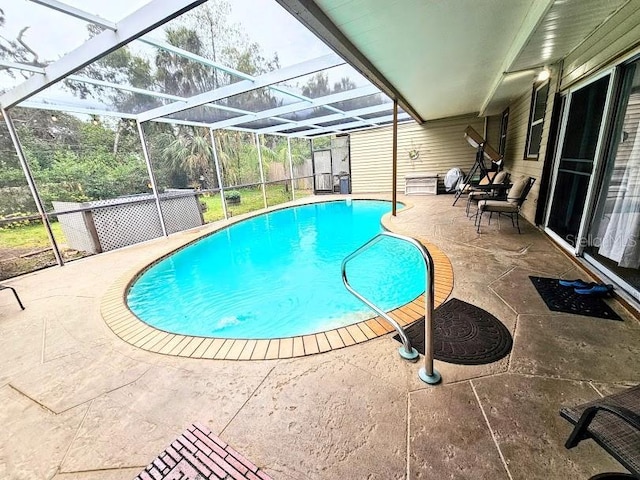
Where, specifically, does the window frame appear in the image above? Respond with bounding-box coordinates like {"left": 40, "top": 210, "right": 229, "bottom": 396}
{"left": 525, "top": 81, "right": 550, "bottom": 159}
{"left": 498, "top": 107, "right": 509, "bottom": 155}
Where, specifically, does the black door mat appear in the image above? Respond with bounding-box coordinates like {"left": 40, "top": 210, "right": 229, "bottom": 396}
{"left": 393, "top": 298, "right": 513, "bottom": 365}
{"left": 529, "top": 276, "right": 622, "bottom": 321}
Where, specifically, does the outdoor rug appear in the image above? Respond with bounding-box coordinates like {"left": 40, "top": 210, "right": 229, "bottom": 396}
{"left": 135, "top": 422, "right": 273, "bottom": 480}
{"left": 393, "top": 298, "right": 512, "bottom": 365}
{"left": 529, "top": 276, "right": 621, "bottom": 321}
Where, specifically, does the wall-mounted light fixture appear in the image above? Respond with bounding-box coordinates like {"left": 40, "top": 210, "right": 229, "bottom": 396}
{"left": 537, "top": 67, "right": 550, "bottom": 82}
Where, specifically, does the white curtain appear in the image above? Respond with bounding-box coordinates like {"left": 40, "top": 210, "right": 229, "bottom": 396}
{"left": 598, "top": 119, "right": 640, "bottom": 268}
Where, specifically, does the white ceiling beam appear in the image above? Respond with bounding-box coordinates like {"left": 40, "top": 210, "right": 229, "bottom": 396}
{"left": 138, "top": 36, "right": 381, "bottom": 128}
{"left": 140, "top": 36, "right": 320, "bottom": 103}
{"left": 0, "top": 0, "right": 206, "bottom": 109}
{"left": 137, "top": 53, "right": 345, "bottom": 122}
{"left": 3, "top": 60, "right": 256, "bottom": 116}
{"left": 19, "top": 101, "right": 138, "bottom": 119}
{"left": 210, "top": 84, "right": 378, "bottom": 129}
{"left": 0, "top": 60, "right": 45, "bottom": 74}
{"left": 479, "top": 0, "right": 554, "bottom": 116}
{"left": 256, "top": 102, "right": 393, "bottom": 134}
{"left": 290, "top": 112, "right": 411, "bottom": 136}
{"left": 299, "top": 119, "right": 414, "bottom": 138}
{"left": 29, "top": 0, "right": 118, "bottom": 30}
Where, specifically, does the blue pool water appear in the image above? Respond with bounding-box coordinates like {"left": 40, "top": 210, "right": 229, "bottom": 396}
{"left": 127, "top": 200, "right": 425, "bottom": 339}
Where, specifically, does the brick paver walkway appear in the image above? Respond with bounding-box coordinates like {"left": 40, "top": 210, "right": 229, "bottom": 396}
{"left": 135, "top": 423, "right": 273, "bottom": 480}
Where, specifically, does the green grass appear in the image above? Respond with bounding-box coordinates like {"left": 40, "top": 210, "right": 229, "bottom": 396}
{"left": 0, "top": 185, "right": 312, "bottom": 251}
{"left": 0, "top": 221, "right": 65, "bottom": 250}
{"left": 200, "top": 184, "right": 311, "bottom": 222}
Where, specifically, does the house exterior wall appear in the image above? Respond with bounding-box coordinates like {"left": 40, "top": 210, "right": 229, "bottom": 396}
{"left": 501, "top": 64, "right": 561, "bottom": 223}
{"left": 500, "top": 2, "right": 640, "bottom": 225}
{"left": 561, "top": 1, "right": 640, "bottom": 90}
{"left": 350, "top": 115, "right": 484, "bottom": 194}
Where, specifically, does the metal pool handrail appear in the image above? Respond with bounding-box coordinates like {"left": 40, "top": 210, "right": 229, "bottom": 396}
{"left": 341, "top": 231, "right": 441, "bottom": 384}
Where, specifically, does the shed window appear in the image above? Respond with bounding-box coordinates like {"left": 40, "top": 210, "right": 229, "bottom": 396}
{"left": 525, "top": 82, "right": 549, "bottom": 159}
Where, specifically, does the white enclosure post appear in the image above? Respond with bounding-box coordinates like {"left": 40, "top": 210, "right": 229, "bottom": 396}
{"left": 136, "top": 121, "right": 168, "bottom": 237}
{"left": 287, "top": 137, "right": 296, "bottom": 200}
{"left": 255, "top": 133, "right": 268, "bottom": 208}
{"left": 209, "top": 129, "right": 228, "bottom": 220}
{"left": 2, "top": 108, "right": 64, "bottom": 266}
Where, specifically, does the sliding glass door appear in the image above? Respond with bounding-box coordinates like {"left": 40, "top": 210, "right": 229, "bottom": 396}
{"left": 546, "top": 74, "right": 612, "bottom": 246}
{"left": 585, "top": 60, "right": 640, "bottom": 299}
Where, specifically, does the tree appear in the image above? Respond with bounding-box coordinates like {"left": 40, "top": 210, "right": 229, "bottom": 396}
{"left": 161, "top": 126, "right": 217, "bottom": 189}
{"left": 0, "top": 7, "right": 48, "bottom": 77}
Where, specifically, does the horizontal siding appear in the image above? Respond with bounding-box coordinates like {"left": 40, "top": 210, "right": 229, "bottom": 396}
{"left": 350, "top": 115, "right": 485, "bottom": 194}
{"left": 562, "top": 1, "right": 640, "bottom": 88}
{"left": 502, "top": 68, "right": 559, "bottom": 223}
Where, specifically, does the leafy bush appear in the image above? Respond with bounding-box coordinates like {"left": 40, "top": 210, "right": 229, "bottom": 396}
{"left": 224, "top": 190, "right": 241, "bottom": 201}
{"left": 0, "top": 187, "right": 38, "bottom": 217}
{"left": 0, "top": 212, "right": 35, "bottom": 230}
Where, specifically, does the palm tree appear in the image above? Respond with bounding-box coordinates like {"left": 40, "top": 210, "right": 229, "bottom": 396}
{"left": 162, "top": 126, "right": 217, "bottom": 189}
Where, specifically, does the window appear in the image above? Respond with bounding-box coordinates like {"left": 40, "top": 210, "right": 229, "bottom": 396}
{"left": 525, "top": 81, "right": 549, "bottom": 159}
{"left": 498, "top": 108, "right": 509, "bottom": 155}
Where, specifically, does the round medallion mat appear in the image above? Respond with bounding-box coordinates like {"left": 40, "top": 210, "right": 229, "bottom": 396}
{"left": 395, "top": 298, "right": 513, "bottom": 365}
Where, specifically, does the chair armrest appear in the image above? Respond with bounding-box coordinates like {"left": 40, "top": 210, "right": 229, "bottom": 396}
{"left": 565, "top": 404, "right": 640, "bottom": 449}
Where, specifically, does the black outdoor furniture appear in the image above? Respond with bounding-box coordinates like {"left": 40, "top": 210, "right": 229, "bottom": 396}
{"left": 476, "top": 176, "right": 536, "bottom": 233}
{"left": 560, "top": 384, "right": 640, "bottom": 479}
{"left": 0, "top": 284, "right": 25, "bottom": 310}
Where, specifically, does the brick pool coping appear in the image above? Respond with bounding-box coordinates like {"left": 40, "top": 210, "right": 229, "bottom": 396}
{"left": 100, "top": 198, "right": 454, "bottom": 360}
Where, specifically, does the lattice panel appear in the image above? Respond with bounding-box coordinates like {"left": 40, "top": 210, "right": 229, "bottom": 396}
{"left": 160, "top": 194, "right": 203, "bottom": 235}
{"left": 54, "top": 192, "right": 204, "bottom": 253}
{"left": 93, "top": 198, "right": 163, "bottom": 252}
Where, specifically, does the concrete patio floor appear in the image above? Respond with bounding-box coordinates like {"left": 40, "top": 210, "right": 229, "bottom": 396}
{"left": 1, "top": 194, "right": 638, "bottom": 480}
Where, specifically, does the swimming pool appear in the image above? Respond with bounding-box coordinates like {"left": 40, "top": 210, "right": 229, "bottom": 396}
{"left": 127, "top": 200, "right": 425, "bottom": 339}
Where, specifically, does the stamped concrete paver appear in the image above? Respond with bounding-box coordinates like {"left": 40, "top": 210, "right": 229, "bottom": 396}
{"left": 510, "top": 313, "right": 640, "bottom": 383}
{"left": 409, "top": 382, "right": 509, "bottom": 480}
{"left": 0, "top": 385, "right": 88, "bottom": 480}
{"left": 472, "top": 374, "right": 627, "bottom": 480}
{"left": 61, "top": 362, "right": 275, "bottom": 472}
{"left": 0, "top": 194, "right": 637, "bottom": 479}
{"left": 222, "top": 355, "right": 407, "bottom": 480}
{"left": 10, "top": 345, "right": 152, "bottom": 413}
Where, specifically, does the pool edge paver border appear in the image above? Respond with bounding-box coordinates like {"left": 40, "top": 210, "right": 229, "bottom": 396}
{"left": 100, "top": 198, "right": 454, "bottom": 360}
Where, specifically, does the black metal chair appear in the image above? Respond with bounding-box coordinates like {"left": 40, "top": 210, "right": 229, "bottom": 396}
{"left": 0, "top": 284, "right": 25, "bottom": 310}
{"left": 476, "top": 176, "right": 536, "bottom": 233}
{"left": 560, "top": 384, "right": 640, "bottom": 479}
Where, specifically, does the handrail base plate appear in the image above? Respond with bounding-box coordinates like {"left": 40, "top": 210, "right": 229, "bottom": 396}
{"left": 419, "top": 367, "right": 442, "bottom": 385}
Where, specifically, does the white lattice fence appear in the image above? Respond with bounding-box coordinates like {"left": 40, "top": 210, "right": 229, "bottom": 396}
{"left": 54, "top": 191, "right": 203, "bottom": 253}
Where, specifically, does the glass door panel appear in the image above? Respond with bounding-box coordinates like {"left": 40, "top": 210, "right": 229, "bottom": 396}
{"left": 547, "top": 75, "right": 611, "bottom": 245}
{"left": 585, "top": 61, "right": 640, "bottom": 295}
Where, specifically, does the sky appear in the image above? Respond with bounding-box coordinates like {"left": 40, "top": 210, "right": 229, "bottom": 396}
{"left": 0, "top": 0, "right": 332, "bottom": 72}
{"left": 0, "top": 0, "right": 375, "bottom": 120}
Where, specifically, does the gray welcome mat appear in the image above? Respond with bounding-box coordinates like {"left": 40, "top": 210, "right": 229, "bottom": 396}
{"left": 393, "top": 298, "right": 512, "bottom": 365}
{"left": 529, "top": 276, "right": 622, "bottom": 321}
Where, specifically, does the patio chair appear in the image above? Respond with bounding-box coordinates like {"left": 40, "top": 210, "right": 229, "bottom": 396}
{"left": 560, "top": 384, "right": 640, "bottom": 479}
{"left": 0, "top": 284, "right": 25, "bottom": 310}
{"left": 466, "top": 170, "right": 511, "bottom": 216}
{"left": 476, "top": 176, "right": 535, "bottom": 233}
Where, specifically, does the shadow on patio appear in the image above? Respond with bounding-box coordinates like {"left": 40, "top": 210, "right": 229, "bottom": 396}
{"left": 0, "top": 194, "right": 638, "bottom": 480}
